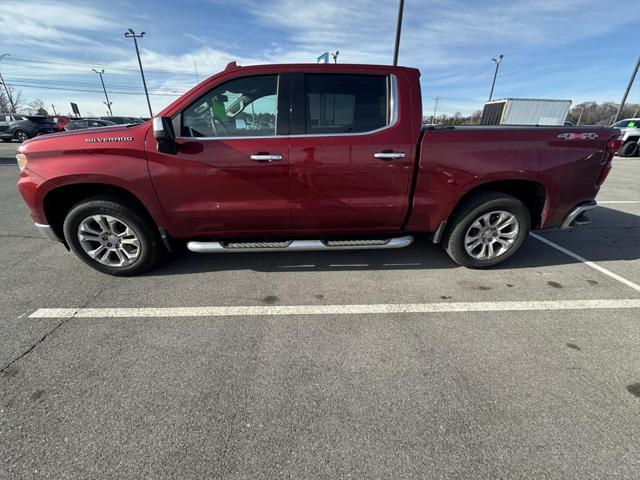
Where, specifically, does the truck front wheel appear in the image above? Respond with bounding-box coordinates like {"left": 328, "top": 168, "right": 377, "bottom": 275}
{"left": 444, "top": 192, "right": 530, "bottom": 268}
{"left": 63, "top": 196, "right": 163, "bottom": 276}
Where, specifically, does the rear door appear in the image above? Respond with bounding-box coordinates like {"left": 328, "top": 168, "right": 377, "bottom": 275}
{"left": 288, "top": 72, "right": 415, "bottom": 233}
{"left": 147, "top": 72, "right": 292, "bottom": 236}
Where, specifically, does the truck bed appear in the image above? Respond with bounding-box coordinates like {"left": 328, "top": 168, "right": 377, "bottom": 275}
{"left": 406, "top": 125, "right": 619, "bottom": 232}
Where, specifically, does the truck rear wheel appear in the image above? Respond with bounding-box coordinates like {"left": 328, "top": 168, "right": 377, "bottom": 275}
{"left": 63, "top": 195, "right": 163, "bottom": 276}
{"left": 444, "top": 192, "right": 530, "bottom": 268}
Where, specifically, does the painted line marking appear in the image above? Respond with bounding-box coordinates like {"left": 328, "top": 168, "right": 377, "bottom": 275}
{"left": 278, "top": 264, "right": 316, "bottom": 269}
{"left": 530, "top": 232, "right": 640, "bottom": 292}
{"left": 383, "top": 262, "right": 422, "bottom": 266}
{"left": 29, "top": 299, "right": 640, "bottom": 319}
{"left": 598, "top": 201, "right": 640, "bottom": 204}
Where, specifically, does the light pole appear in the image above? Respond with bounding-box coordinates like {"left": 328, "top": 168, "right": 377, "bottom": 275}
{"left": 614, "top": 56, "right": 640, "bottom": 123}
{"left": 575, "top": 106, "right": 584, "bottom": 126}
{"left": 432, "top": 96, "right": 442, "bottom": 124}
{"left": 0, "top": 53, "right": 16, "bottom": 113}
{"left": 92, "top": 68, "right": 113, "bottom": 116}
{"left": 393, "top": 0, "right": 405, "bottom": 66}
{"left": 488, "top": 54, "right": 503, "bottom": 101}
{"left": 124, "top": 29, "right": 153, "bottom": 117}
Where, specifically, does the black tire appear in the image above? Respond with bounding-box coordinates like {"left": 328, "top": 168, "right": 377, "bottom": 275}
{"left": 14, "top": 130, "right": 29, "bottom": 142}
{"left": 63, "top": 195, "right": 163, "bottom": 276}
{"left": 618, "top": 141, "right": 639, "bottom": 157}
{"left": 444, "top": 192, "right": 531, "bottom": 268}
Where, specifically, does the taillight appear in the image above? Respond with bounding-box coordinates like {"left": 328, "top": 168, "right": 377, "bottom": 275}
{"left": 606, "top": 137, "right": 623, "bottom": 153}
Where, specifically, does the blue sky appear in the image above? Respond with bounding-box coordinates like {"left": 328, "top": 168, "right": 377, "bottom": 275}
{"left": 0, "top": 0, "right": 638, "bottom": 117}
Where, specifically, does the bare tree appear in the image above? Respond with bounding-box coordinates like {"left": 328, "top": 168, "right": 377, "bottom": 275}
{"left": 25, "top": 98, "right": 48, "bottom": 116}
{"left": 0, "top": 85, "right": 24, "bottom": 113}
{"left": 566, "top": 102, "right": 639, "bottom": 125}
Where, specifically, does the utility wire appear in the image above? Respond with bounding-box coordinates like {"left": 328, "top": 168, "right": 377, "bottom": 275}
{"left": 4, "top": 55, "right": 198, "bottom": 75}
{"left": 6, "top": 76, "right": 191, "bottom": 93}
{"left": 5, "top": 82, "right": 183, "bottom": 96}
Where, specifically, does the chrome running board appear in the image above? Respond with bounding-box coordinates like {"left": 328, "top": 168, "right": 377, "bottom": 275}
{"left": 187, "top": 236, "right": 414, "bottom": 253}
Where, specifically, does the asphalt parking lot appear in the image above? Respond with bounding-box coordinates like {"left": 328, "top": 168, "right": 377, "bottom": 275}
{"left": 1, "top": 141, "right": 639, "bottom": 479}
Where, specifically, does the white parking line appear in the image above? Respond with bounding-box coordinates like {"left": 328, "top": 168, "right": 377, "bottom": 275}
{"left": 530, "top": 233, "right": 640, "bottom": 292}
{"left": 598, "top": 201, "right": 640, "bottom": 204}
{"left": 29, "top": 299, "right": 640, "bottom": 319}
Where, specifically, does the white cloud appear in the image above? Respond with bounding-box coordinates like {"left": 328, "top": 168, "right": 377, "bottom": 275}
{"left": 0, "top": 0, "right": 120, "bottom": 49}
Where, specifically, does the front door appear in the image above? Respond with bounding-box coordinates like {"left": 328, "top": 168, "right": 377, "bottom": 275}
{"left": 288, "top": 73, "right": 415, "bottom": 234}
{"left": 147, "top": 73, "right": 291, "bottom": 236}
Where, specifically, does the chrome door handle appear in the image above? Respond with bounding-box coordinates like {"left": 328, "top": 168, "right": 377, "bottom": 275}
{"left": 374, "top": 152, "right": 405, "bottom": 159}
{"left": 250, "top": 154, "right": 282, "bottom": 162}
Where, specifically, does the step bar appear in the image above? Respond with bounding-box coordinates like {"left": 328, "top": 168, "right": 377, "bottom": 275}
{"left": 187, "top": 236, "right": 414, "bottom": 253}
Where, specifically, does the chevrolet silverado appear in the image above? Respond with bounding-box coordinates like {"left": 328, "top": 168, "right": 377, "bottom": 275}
{"left": 16, "top": 62, "right": 621, "bottom": 275}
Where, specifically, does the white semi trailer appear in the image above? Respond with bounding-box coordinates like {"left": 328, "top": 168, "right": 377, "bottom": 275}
{"left": 481, "top": 98, "right": 572, "bottom": 126}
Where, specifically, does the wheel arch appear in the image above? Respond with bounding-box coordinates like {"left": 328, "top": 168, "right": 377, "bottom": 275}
{"left": 43, "top": 183, "right": 158, "bottom": 241}
{"left": 449, "top": 179, "right": 546, "bottom": 230}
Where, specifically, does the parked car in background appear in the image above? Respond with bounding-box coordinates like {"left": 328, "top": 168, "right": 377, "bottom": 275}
{"left": 98, "top": 116, "right": 143, "bottom": 125}
{"left": 65, "top": 118, "right": 117, "bottom": 130}
{"left": 49, "top": 115, "right": 71, "bottom": 132}
{"left": 0, "top": 115, "right": 56, "bottom": 142}
{"left": 611, "top": 118, "right": 640, "bottom": 157}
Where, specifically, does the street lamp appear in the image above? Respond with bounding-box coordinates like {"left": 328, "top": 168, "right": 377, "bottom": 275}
{"left": 124, "top": 29, "right": 153, "bottom": 117}
{"left": 92, "top": 68, "right": 113, "bottom": 116}
{"left": 393, "top": 0, "right": 405, "bottom": 66}
{"left": 488, "top": 54, "right": 503, "bottom": 101}
{"left": 0, "top": 53, "right": 16, "bottom": 113}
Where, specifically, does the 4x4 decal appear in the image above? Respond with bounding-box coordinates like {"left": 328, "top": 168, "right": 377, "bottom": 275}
{"left": 557, "top": 132, "right": 599, "bottom": 140}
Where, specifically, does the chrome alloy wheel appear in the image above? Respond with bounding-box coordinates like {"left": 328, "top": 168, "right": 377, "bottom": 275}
{"left": 464, "top": 210, "right": 520, "bottom": 260}
{"left": 77, "top": 214, "right": 141, "bottom": 267}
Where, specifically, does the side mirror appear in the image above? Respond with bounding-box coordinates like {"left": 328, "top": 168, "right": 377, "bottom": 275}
{"left": 153, "top": 116, "right": 177, "bottom": 154}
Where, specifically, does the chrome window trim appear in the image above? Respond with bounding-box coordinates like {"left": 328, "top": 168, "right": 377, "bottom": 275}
{"left": 175, "top": 74, "right": 398, "bottom": 141}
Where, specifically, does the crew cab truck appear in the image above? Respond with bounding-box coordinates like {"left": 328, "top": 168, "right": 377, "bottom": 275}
{"left": 16, "top": 62, "right": 621, "bottom": 275}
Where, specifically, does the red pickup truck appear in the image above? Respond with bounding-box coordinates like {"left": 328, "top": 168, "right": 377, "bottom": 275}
{"left": 16, "top": 62, "right": 621, "bottom": 275}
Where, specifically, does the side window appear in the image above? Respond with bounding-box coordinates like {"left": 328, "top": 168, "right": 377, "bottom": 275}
{"left": 181, "top": 75, "right": 278, "bottom": 138}
{"left": 304, "top": 74, "right": 388, "bottom": 134}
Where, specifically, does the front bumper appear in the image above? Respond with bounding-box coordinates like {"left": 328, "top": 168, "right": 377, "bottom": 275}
{"left": 35, "top": 223, "right": 62, "bottom": 242}
{"left": 560, "top": 201, "right": 597, "bottom": 229}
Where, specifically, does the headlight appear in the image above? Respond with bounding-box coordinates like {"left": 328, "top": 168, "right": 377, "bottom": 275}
{"left": 16, "top": 153, "right": 28, "bottom": 171}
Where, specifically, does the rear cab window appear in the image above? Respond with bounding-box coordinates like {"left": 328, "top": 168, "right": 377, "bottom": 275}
{"left": 303, "top": 74, "right": 389, "bottom": 134}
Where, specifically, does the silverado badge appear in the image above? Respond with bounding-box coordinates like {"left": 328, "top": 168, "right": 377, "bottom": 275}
{"left": 85, "top": 136, "right": 134, "bottom": 143}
